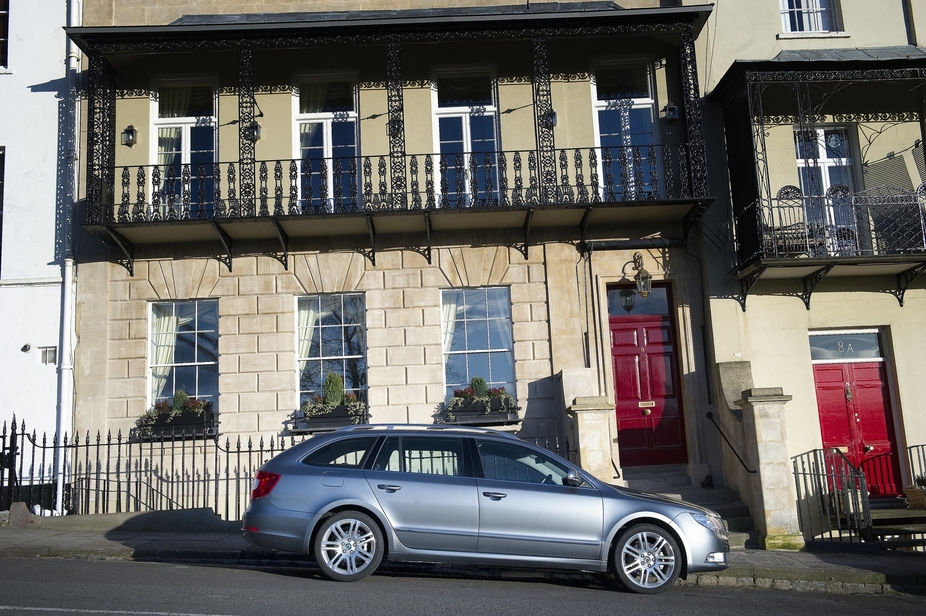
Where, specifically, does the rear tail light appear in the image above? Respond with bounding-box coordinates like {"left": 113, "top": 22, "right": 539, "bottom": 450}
{"left": 250, "top": 471, "right": 281, "bottom": 500}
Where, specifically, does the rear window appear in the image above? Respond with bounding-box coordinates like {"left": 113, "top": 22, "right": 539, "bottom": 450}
{"left": 300, "top": 437, "right": 378, "bottom": 468}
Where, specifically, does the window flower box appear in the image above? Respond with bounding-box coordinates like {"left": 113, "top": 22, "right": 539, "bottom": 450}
{"left": 132, "top": 390, "right": 217, "bottom": 441}
{"left": 436, "top": 381, "right": 520, "bottom": 426}
{"left": 288, "top": 373, "right": 368, "bottom": 434}
{"left": 289, "top": 400, "right": 368, "bottom": 433}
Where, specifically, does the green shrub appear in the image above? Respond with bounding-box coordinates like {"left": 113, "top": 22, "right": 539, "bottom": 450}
{"left": 323, "top": 372, "right": 345, "bottom": 405}
{"left": 470, "top": 377, "right": 489, "bottom": 398}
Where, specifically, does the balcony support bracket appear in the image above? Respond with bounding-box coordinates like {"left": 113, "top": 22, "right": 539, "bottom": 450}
{"left": 682, "top": 198, "right": 716, "bottom": 239}
{"left": 511, "top": 207, "right": 534, "bottom": 259}
{"left": 892, "top": 262, "right": 926, "bottom": 307}
{"left": 409, "top": 211, "right": 433, "bottom": 265}
{"left": 269, "top": 219, "right": 290, "bottom": 270}
{"left": 211, "top": 222, "right": 234, "bottom": 273}
{"left": 102, "top": 227, "right": 135, "bottom": 277}
{"left": 577, "top": 206, "right": 593, "bottom": 255}
{"left": 358, "top": 214, "right": 377, "bottom": 266}
{"left": 736, "top": 265, "right": 767, "bottom": 312}
{"left": 800, "top": 263, "right": 835, "bottom": 310}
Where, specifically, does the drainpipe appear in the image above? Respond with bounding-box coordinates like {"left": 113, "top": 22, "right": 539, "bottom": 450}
{"left": 902, "top": 0, "right": 918, "bottom": 46}
{"left": 56, "top": 0, "right": 82, "bottom": 514}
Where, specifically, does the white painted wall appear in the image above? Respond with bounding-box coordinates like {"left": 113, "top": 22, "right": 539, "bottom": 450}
{"left": 0, "top": 1, "right": 68, "bottom": 438}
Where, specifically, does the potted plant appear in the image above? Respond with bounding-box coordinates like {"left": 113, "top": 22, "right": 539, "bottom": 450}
{"left": 289, "top": 372, "right": 368, "bottom": 433}
{"left": 134, "top": 389, "right": 216, "bottom": 440}
{"left": 903, "top": 474, "right": 926, "bottom": 510}
{"left": 437, "top": 377, "right": 520, "bottom": 425}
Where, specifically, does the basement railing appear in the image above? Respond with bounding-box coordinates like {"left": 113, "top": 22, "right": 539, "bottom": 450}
{"left": 792, "top": 448, "right": 873, "bottom": 545}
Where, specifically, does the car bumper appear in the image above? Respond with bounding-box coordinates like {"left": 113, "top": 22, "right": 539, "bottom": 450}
{"left": 242, "top": 499, "right": 313, "bottom": 554}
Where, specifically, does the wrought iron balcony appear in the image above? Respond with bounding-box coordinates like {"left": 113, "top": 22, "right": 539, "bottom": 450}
{"left": 94, "top": 144, "right": 696, "bottom": 225}
{"left": 736, "top": 184, "right": 926, "bottom": 264}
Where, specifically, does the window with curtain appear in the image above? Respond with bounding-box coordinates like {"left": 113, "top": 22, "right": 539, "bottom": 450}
{"left": 441, "top": 287, "right": 514, "bottom": 399}
{"left": 433, "top": 72, "right": 499, "bottom": 207}
{"left": 780, "top": 0, "right": 839, "bottom": 33}
{"left": 154, "top": 83, "right": 217, "bottom": 218}
{"left": 593, "top": 64, "right": 657, "bottom": 199}
{"left": 149, "top": 300, "right": 219, "bottom": 411}
{"left": 296, "top": 80, "right": 358, "bottom": 212}
{"left": 297, "top": 293, "right": 367, "bottom": 406}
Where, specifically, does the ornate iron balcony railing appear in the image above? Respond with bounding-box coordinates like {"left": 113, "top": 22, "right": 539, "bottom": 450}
{"left": 94, "top": 144, "right": 694, "bottom": 225}
{"left": 736, "top": 184, "right": 926, "bottom": 264}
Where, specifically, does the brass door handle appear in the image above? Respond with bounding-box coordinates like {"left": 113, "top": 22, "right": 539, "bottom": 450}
{"left": 642, "top": 409, "right": 652, "bottom": 416}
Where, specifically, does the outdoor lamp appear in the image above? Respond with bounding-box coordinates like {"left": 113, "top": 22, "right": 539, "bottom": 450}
{"left": 632, "top": 251, "right": 653, "bottom": 298}
{"left": 121, "top": 125, "right": 138, "bottom": 147}
{"left": 248, "top": 122, "right": 262, "bottom": 142}
{"left": 619, "top": 288, "right": 636, "bottom": 313}
{"left": 663, "top": 102, "right": 679, "bottom": 122}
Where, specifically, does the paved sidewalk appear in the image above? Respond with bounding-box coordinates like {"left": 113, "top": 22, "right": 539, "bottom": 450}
{"left": 1, "top": 506, "right": 924, "bottom": 595}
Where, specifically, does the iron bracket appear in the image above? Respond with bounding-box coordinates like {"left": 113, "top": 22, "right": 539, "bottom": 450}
{"left": 800, "top": 263, "right": 835, "bottom": 310}
{"left": 510, "top": 207, "right": 534, "bottom": 259}
{"left": 891, "top": 262, "right": 926, "bottom": 307}
{"left": 577, "top": 206, "right": 593, "bottom": 256}
{"left": 736, "top": 265, "right": 767, "bottom": 312}
{"left": 357, "top": 214, "right": 377, "bottom": 266}
{"left": 408, "top": 211, "right": 433, "bottom": 264}
{"left": 268, "top": 219, "right": 289, "bottom": 270}
{"left": 102, "top": 227, "right": 135, "bottom": 277}
{"left": 210, "top": 222, "right": 234, "bottom": 272}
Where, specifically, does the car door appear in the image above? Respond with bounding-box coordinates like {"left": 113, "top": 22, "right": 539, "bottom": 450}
{"left": 473, "top": 439, "right": 604, "bottom": 560}
{"left": 363, "top": 435, "right": 479, "bottom": 552}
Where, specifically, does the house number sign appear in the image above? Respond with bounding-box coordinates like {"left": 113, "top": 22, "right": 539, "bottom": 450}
{"left": 809, "top": 333, "right": 882, "bottom": 362}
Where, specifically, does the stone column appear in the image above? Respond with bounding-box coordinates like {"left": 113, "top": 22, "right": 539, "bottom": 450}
{"left": 735, "top": 388, "right": 805, "bottom": 550}
{"left": 567, "top": 396, "right": 620, "bottom": 484}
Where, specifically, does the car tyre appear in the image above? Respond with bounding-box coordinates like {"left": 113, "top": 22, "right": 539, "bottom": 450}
{"left": 612, "top": 524, "right": 681, "bottom": 594}
{"left": 314, "top": 511, "right": 384, "bottom": 582}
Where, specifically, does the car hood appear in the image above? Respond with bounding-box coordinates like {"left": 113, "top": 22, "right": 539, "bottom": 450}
{"left": 604, "top": 484, "right": 720, "bottom": 516}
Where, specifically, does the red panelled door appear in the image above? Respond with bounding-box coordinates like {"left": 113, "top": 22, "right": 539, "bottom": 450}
{"left": 609, "top": 286, "right": 687, "bottom": 467}
{"left": 813, "top": 362, "right": 901, "bottom": 497}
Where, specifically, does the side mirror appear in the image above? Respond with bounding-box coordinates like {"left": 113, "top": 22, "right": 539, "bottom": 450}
{"left": 565, "top": 468, "right": 583, "bottom": 487}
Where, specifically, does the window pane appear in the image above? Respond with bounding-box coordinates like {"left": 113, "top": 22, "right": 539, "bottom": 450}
{"left": 301, "top": 437, "right": 377, "bottom": 468}
{"left": 174, "top": 332, "right": 196, "bottom": 363}
{"left": 809, "top": 333, "right": 881, "bottom": 361}
{"left": 596, "top": 67, "right": 649, "bottom": 101}
{"left": 402, "top": 437, "right": 463, "bottom": 476}
{"left": 299, "top": 294, "right": 367, "bottom": 404}
{"left": 467, "top": 353, "right": 490, "bottom": 384}
{"left": 463, "top": 288, "right": 487, "bottom": 319}
{"left": 439, "top": 116, "right": 464, "bottom": 148}
{"left": 299, "top": 81, "right": 354, "bottom": 114}
{"left": 445, "top": 353, "right": 467, "bottom": 389}
{"left": 437, "top": 76, "right": 493, "bottom": 107}
{"left": 465, "top": 319, "right": 488, "bottom": 350}
{"left": 159, "top": 86, "right": 213, "bottom": 118}
{"left": 488, "top": 353, "right": 515, "bottom": 388}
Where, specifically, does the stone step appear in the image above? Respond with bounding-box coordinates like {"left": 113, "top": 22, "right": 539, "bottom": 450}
{"left": 728, "top": 529, "right": 761, "bottom": 550}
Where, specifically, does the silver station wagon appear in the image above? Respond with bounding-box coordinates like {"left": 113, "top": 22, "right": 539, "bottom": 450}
{"left": 242, "top": 425, "right": 728, "bottom": 594}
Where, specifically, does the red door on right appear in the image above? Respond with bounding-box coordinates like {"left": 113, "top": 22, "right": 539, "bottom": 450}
{"left": 810, "top": 332, "right": 902, "bottom": 497}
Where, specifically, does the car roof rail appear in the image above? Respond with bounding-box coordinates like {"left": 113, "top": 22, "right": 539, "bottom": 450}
{"left": 336, "top": 423, "right": 521, "bottom": 439}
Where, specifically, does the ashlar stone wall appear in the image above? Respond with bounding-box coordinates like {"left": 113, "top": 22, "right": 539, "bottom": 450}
{"left": 82, "top": 244, "right": 560, "bottom": 440}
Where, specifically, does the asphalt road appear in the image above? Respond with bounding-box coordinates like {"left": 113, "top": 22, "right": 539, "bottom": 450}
{"left": 0, "top": 558, "right": 923, "bottom": 616}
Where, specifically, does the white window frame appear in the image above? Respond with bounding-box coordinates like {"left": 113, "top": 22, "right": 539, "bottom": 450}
{"left": 440, "top": 286, "right": 515, "bottom": 399}
{"left": 149, "top": 77, "right": 218, "bottom": 167}
{"left": 794, "top": 125, "right": 856, "bottom": 196}
{"left": 780, "top": 0, "right": 840, "bottom": 33}
{"left": 148, "top": 299, "right": 219, "bottom": 412}
{"left": 292, "top": 72, "right": 359, "bottom": 212}
{"left": 431, "top": 66, "right": 500, "bottom": 206}
{"left": 590, "top": 60, "right": 659, "bottom": 199}
{"left": 296, "top": 292, "right": 367, "bottom": 405}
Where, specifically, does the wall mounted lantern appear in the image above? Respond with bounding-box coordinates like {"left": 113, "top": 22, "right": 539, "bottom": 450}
{"left": 632, "top": 251, "right": 653, "bottom": 298}
{"left": 121, "top": 125, "right": 138, "bottom": 147}
{"left": 663, "top": 102, "right": 679, "bottom": 122}
{"left": 248, "top": 122, "right": 262, "bottom": 142}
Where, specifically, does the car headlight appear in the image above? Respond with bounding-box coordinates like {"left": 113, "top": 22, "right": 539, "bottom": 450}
{"left": 692, "top": 512, "right": 727, "bottom": 539}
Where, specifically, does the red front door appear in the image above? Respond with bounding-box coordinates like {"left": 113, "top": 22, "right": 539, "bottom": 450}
{"left": 813, "top": 362, "right": 901, "bottom": 496}
{"left": 609, "top": 286, "right": 687, "bottom": 467}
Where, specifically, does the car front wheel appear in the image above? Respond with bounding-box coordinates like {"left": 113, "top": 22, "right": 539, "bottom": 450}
{"left": 314, "top": 511, "right": 384, "bottom": 582}
{"left": 613, "top": 524, "right": 681, "bottom": 594}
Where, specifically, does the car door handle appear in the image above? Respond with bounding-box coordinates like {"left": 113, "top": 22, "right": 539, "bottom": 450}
{"left": 482, "top": 491, "right": 507, "bottom": 500}
{"left": 377, "top": 484, "right": 402, "bottom": 493}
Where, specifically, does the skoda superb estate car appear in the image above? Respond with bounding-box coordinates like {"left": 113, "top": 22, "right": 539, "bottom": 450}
{"left": 242, "top": 425, "right": 728, "bottom": 594}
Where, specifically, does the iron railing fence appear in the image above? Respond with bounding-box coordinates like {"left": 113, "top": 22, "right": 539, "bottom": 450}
{"left": 792, "top": 448, "right": 873, "bottom": 544}
{"left": 735, "top": 184, "right": 926, "bottom": 264}
{"left": 910, "top": 444, "right": 926, "bottom": 481}
{"left": 1, "top": 418, "right": 567, "bottom": 520}
{"left": 94, "top": 144, "right": 695, "bottom": 225}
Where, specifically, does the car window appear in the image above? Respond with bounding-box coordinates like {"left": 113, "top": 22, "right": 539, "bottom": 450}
{"left": 476, "top": 440, "right": 571, "bottom": 486}
{"left": 300, "top": 437, "right": 378, "bottom": 468}
{"left": 372, "top": 436, "right": 464, "bottom": 476}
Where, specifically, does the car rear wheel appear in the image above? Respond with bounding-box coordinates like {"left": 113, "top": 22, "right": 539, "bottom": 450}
{"left": 314, "top": 511, "right": 384, "bottom": 582}
{"left": 613, "top": 524, "right": 681, "bottom": 594}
